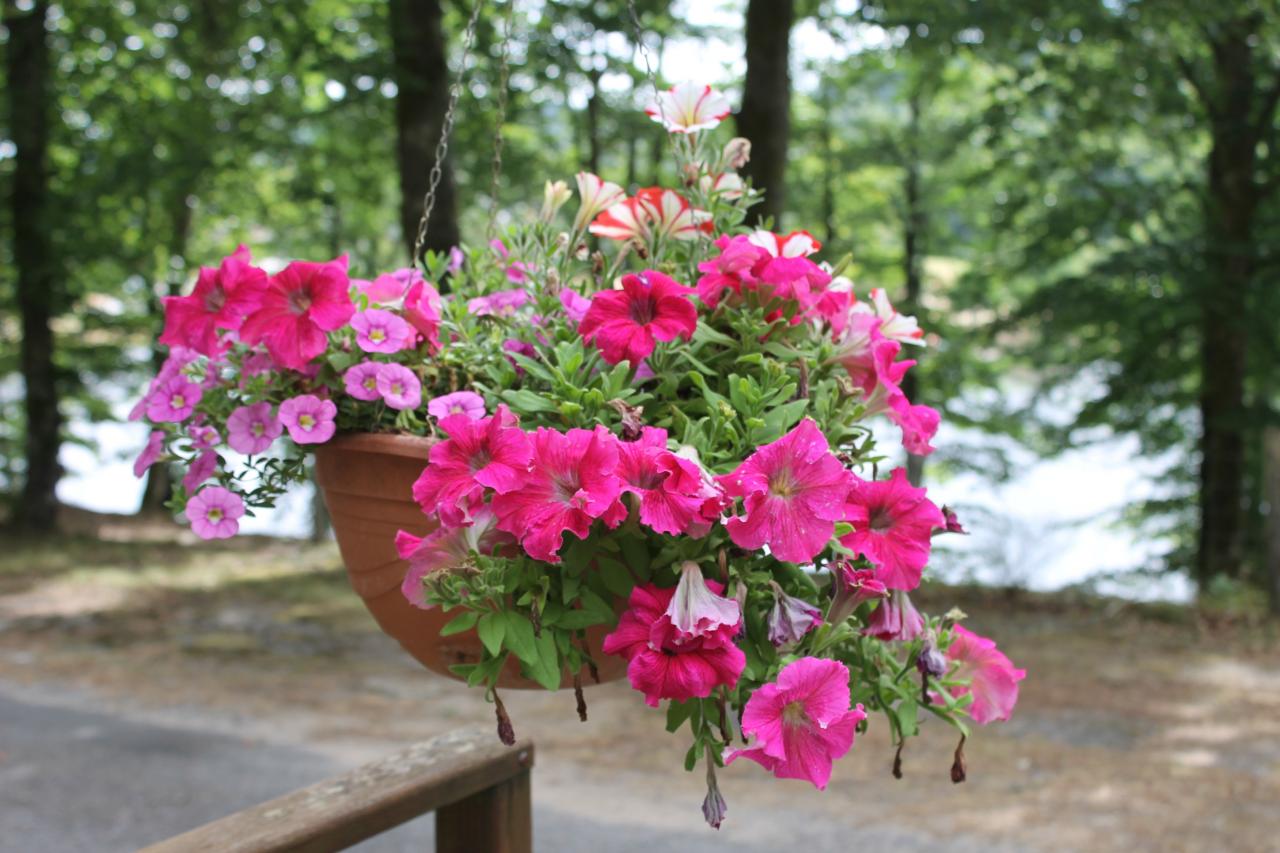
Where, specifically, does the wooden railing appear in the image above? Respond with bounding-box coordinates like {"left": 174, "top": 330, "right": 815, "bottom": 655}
{"left": 139, "top": 727, "right": 533, "bottom": 853}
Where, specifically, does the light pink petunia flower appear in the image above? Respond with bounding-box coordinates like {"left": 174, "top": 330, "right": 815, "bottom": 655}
{"left": 375, "top": 363, "right": 422, "bottom": 411}
{"left": 645, "top": 82, "right": 732, "bottom": 134}
{"left": 427, "top": 391, "right": 485, "bottom": 420}
{"left": 718, "top": 419, "right": 853, "bottom": 564}
{"left": 579, "top": 270, "right": 698, "bottom": 366}
{"left": 238, "top": 256, "right": 354, "bottom": 371}
{"left": 863, "top": 589, "right": 926, "bottom": 642}
{"left": 395, "top": 508, "right": 515, "bottom": 609}
{"left": 841, "top": 468, "right": 944, "bottom": 591}
{"left": 945, "top": 625, "right": 1026, "bottom": 724}
{"left": 146, "top": 375, "right": 203, "bottom": 423}
{"left": 278, "top": 394, "right": 337, "bottom": 445}
{"left": 133, "top": 430, "right": 166, "bottom": 478}
{"left": 188, "top": 423, "right": 220, "bottom": 451}
{"left": 467, "top": 288, "right": 530, "bottom": 318}
{"left": 343, "top": 361, "right": 384, "bottom": 402}
{"left": 602, "top": 580, "right": 745, "bottom": 708}
{"left": 412, "top": 405, "right": 532, "bottom": 526}
{"left": 182, "top": 450, "right": 219, "bottom": 493}
{"left": 225, "top": 402, "right": 282, "bottom": 455}
{"left": 558, "top": 288, "right": 592, "bottom": 325}
{"left": 186, "top": 485, "right": 245, "bottom": 540}
{"left": 725, "top": 657, "right": 866, "bottom": 790}
{"left": 351, "top": 308, "right": 415, "bottom": 353}
{"left": 490, "top": 425, "right": 626, "bottom": 563}
{"left": 665, "top": 561, "right": 741, "bottom": 638}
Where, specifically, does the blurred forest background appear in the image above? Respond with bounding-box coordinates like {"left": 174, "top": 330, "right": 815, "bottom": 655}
{"left": 1, "top": 0, "right": 1278, "bottom": 612}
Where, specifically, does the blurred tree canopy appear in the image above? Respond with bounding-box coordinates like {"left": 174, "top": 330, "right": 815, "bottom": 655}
{"left": 2, "top": 0, "right": 1278, "bottom": 606}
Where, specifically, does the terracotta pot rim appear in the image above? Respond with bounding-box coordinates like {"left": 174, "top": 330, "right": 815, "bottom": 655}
{"left": 319, "top": 431, "right": 433, "bottom": 459}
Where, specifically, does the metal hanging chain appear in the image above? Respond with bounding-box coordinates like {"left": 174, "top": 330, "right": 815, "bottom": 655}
{"left": 625, "top": 0, "right": 674, "bottom": 157}
{"left": 485, "top": 0, "right": 515, "bottom": 241}
{"left": 413, "top": 0, "right": 487, "bottom": 268}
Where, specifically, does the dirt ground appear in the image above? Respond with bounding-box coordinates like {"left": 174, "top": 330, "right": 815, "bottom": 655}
{"left": 1, "top": 524, "right": 1278, "bottom": 852}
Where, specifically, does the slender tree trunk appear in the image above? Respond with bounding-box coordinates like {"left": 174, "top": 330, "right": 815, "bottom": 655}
{"left": 1195, "top": 22, "right": 1259, "bottom": 588}
{"left": 899, "top": 91, "right": 927, "bottom": 487}
{"left": 736, "top": 0, "right": 794, "bottom": 227}
{"left": 818, "top": 85, "right": 836, "bottom": 245}
{"left": 1264, "top": 428, "right": 1280, "bottom": 616}
{"left": 390, "top": 0, "right": 459, "bottom": 266}
{"left": 586, "top": 66, "right": 602, "bottom": 175}
{"left": 7, "top": 0, "right": 60, "bottom": 532}
{"left": 626, "top": 128, "right": 638, "bottom": 189}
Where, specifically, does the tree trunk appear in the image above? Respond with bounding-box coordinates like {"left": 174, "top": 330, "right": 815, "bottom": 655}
{"left": 1264, "top": 428, "right": 1280, "bottom": 616}
{"left": 7, "top": 0, "right": 60, "bottom": 533}
{"left": 1195, "top": 21, "right": 1259, "bottom": 588}
{"left": 899, "top": 91, "right": 927, "bottom": 487}
{"left": 586, "top": 66, "right": 602, "bottom": 175}
{"left": 390, "top": 0, "right": 459, "bottom": 266}
{"left": 736, "top": 0, "right": 794, "bottom": 227}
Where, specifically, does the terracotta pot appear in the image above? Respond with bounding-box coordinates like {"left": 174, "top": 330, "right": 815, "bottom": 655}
{"left": 313, "top": 432, "right": 625, "bottom": 689}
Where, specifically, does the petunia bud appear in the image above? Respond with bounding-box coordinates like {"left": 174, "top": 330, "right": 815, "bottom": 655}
{"left": 722, "top": 137, "right": 751, "bottom": 170}
{"left": 939, "top": 505, "right": 968, "bottom": 535}
{"left": 828, "top": 560, "right": 888, "bottom": 625}
{"left": 540, "top": 179, "right": 572, "bottom": 223}
{"left": 916, "top": 632, "right": 948, "bottom": 678}
{"left": 666, "top": 561, "right": 740, "bottom": 638}
{"left": 607, "top": 398, "right": 645, "bottom": 442}
{"left": 493, "top": 690, "right": 515, "bottom": 746}
{"left": 766, "top": 582, "right": 823, "bottom": 648}
{"left": 701, "top": 758, "right": 728, "bottom": 829}
{"left": 951, "top": 735, "right": 967, "bottom": 784}
{"left": 863, "top": 590, "right": 925, "bottom": 642}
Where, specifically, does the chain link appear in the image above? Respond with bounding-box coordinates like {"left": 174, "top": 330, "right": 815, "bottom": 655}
{"left": 485, "top": 0, "right": 515, "bottom": 241}
{"left": 625, "top": 0, "right": 674, "bottom": 155}
{"left": 413, "top": 0, "right": 487, "bottom": 268}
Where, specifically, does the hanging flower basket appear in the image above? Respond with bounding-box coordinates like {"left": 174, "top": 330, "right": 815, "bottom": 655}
{"left": 130, "top": 79, "right": 1026, "bottom": 830}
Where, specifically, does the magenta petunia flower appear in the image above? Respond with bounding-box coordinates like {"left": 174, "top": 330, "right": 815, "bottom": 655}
{"left": 490, "top": 425, "right": 626, "bottom": 563}
{"left": 427, "top": 391, "right": 485, "bottom": 420}
{"left": 827, "top": 562, "right": 888, "bottom": 625}
{"left": 395, "top": 508, "right": 514, "bottom": 609}
{"left": 888, "top": 396, "right": 940, "bottom": 457}
{"left": 665, "top": 561, "right": 741, "bottom": 638}
{"left": 186, "top": 485, "right": 245, "bottom": 540}
{"left": 238, "top": 256, "right": 354, "bottom": 371}
{"left": 133, "top": 430, "right": 166, "bottom": 478}
{"left": 225, "top": 402, "right": 282, "bottom": 455}
{"left": 375, "top": 363, "right": 422, "bottom": 411}
{"left": 718, "top": 419, "right": 852, "bottom": 564}
{"left": 403, "top": 278, "right": 443, "bottom": 353}
{"left": 863, "top": 590, "right": 926, "bottom": 642}
{"left": 159, "top": 246, "right": 268, "bottom": 357}
{"left": 725, "top": 657, "right": 866, "bottom": 790}
{"left": 351, "top": 308, "right": 415, "bottom": 354}
{"left": 412, "top": 406, "right": 532, "bottom": 526}
{"left": 841, "top": 468, "right": 944, "bottom": 591}
{"left": 343, "top": 361, "right": 383, "bottom": 402}
{"left": 945, "top": 625, "right": 1026, "bottom": 724}
{"left": 146, "top": 375, "right": 203, "bottom": 423}
{"left": 467, "top": 288, "right": 529, "bottom": 317}
{"left": 614, "top": 427, "right": 725, "bottom": 537}
{"left": 579, "top": 270, "right": 698, "bottom": 366}
{"left": 602, "top": 580, "right": 745, "bottom": 708}
{"left": 278, "top": 394, "right": 337, "bottom": 445}
{"left": 182, "top": 450, "right": 219, "bottom": 493}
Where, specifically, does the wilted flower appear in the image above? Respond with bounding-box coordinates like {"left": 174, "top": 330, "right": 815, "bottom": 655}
{"left": 766, "top": 581, "right": 823, "bottom": 647}
{"left": 722, "top": 137, "right": 751, "bottom": 169}
{"left": 827, "top": 561, "right": 889, "bottom": 625}
{"left": 863, "top": 590, "right": 926, "bottom": 642}
{"left": 702, "top": 759, "right": 727, "bottom": 830}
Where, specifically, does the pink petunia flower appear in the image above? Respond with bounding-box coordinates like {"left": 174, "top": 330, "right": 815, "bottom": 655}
{"left": 375, "top": 364, "right": 422, "bottom": 411}
{"left": 666, "top": 561, "right": 741, "bottom": 638}
{"left": 355, "top": 267, "right": 421, "bottom": 304}
{"left": 645, "top": 82, "right": 732, "bottom": 134}
{"left": 888, "top": 396, "right": 941, "bottom": 456}
{"left": 558, "top": 288, "right": 592, "bottom": 325}
{"left": 614, "top": 427, "right": 724, "bottom": 537}
{"left": 278, "top": 394, "right": 337, "bottom": 445}
{"left": 718, "top": 419, "right": 852, "bottom": 564}
{"left": 225, "top": 402, "right": 282, "bottom": 455}
{"left": 146, "top": 375, "right": 203, "bottom": 423}
{"left": 343, "top": 361, "right": 384, "bottom": 402}
{"left": 490, "top": 425, "right": 626, "bottom": 563}
{"left": 841, "top": 468, "right": 944, "bottom": 591}
{"left": 695, "top": 232, "right": 830, "bottom": 318}
{"left": 238, "top": 256, "right": 355, "bottom": 371}
{"left": 602, "top": 580, "right": 745, "bottom": 708}
{"left": 579, "top": 270, "right": 698, "bottom": 366}
{"left": 412, "top": 406, "right": 532, "bottom": 525}
{"left": 351, "top": 308, "right": 415, "bottom": 354}
{"left": 395, "top": 508, "right": 514, "bottom": 609}
{"left": 159, "top": 246, "right": 268, "bottom": 357}
{"left": 403, "top": 277, "right": 443, "bottom": 353}
{"left": 863, "top": 589, "right": 926, "bottom": 642}
{"left": 827, "top": 562, "right": 888, "bottom": 625}
{"left": 467, "top": 288, "right": 530, "bottom": 318}
{"left": 427, "top": 391, "right": 485, "bottom": 420}
{"left": 945, "top": 625, "right": 1026, "bottom": 724}
{"left": 186, "top": 485, "right": 245, "bottom": 540}
{"left": 188, "top": 423, "right": 220, "bottom": 451}
{"left": 725, "top": 657, "right": 866, "bottom": 790}
{"left": 182, "top": 450, "right": 219, "bottom": 493}
{"left": 133, "top": 430, "right": 166, "bottom": 478}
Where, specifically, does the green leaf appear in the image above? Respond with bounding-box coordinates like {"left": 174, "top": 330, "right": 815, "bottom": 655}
{"left": 666, "top": 699, "right": 695, "bottom": 733}
{"left": 597, "top": 557, "right": 634, "bottom": 598}
{"left": 500, "top": 389, "right": 558, "bottom": 414}
{"left": 522, "top": 628, "right": 562, "bottom": 690}
{"left": 556, "top": 608, "right": 608, "bottom": 630}
{"left": 439, "top": 610, "right": 479, "bottom": 636}
{"left": 619, "top": 536, "right": 650, "bottom": 579}
{"left": 477, "top": 612, "right": 505, "bottom": 656}
{"left": 502, "top": 611, "right": 539, "bottom": 665}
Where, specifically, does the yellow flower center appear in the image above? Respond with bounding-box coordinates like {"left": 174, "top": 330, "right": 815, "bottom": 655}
{"left": 251, "top": 422, "right": 265, "bottom": 437}
{"left": 369, "top": 328, "right": 386, "bottom": 343}
{"left": 170, "top": 394, "right": 186, "bottom": 409}
{"left": 299, "top": 414, "right": 316, "bottom": 430}
{"left": 207, "top": 508, "right": 224, "bottom": 523}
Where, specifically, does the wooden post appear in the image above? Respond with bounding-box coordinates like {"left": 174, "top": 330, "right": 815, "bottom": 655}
{"left": 437, "top": 767, "right": 532, "bottom": 853}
